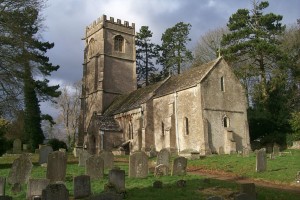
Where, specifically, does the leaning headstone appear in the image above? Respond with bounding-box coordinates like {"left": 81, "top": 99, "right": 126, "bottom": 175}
{"left": 239, "top": 183, "right": 256, "bottom": 199}
{"left": 46, "top": 151, "right": 67, "bottom": 183}
{"left": 100, "top": 150, "right": 114, "bottom": 169}
{"left": 0, "top": 177, "right": 5, "bottom": 196}
{"left": 108, "top": 169, "right": 125, "bottom": 193}
{"left": 74, "top": 175, "right": 91, "bottom": 199}
{"left": 7, "top": 154, "right": 32, "bottom": 184}
{"left": 129, "top": 151, "right": 148, "bottom": 178}
{"left": 39, "top": 146, "right": 53, "bottom": 165}
{"left": 171, "top": 157, "right": 187, "bottom": 176}
{"left": 256, "top": 149, "right": 267, "bottom": 172}
{"left": 78, "top": 150, "right": 91, "bottom": 167}
{"left": 86, "top": 155, "right": 104, "bottom": 180}
{"left": 157, "top": 148, "right": 170, "bottom": 168}
{"left": 26, "top": 179, "right": 50, "bottom": 200}
{"left": 41, "top": 183, "right": 69, "bottom": 200}
{"left": 13, "top": 139, "right": 22, "bottom": 154}
{"left": 273, "top": 144, "right": 280, "bottom": 156}
{"left": 154, "top": 164, "right": 169, "bottom": 177}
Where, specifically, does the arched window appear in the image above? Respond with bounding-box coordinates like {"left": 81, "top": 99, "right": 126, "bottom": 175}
{"left": 221, "top": 76, "right": 225, "bottom": 92}
{"left": 114, "top": 35, "right": 124, "bottom": 52}
{"left": 184, "top": 117, "right": 189, "bottom": 135}
{"left": 223, "top": 116, "right": 230, "bottom": 128}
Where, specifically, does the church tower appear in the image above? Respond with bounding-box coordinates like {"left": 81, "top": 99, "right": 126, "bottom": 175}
{"left": 78, "top": 15, "right": 136, "bottom": 145}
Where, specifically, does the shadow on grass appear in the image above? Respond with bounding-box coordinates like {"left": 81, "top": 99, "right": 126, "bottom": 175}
{"left": 0, "top": 163, "right": 12, "bottom": 169}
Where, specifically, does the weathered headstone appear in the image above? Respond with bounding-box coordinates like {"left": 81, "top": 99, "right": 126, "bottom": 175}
{"left": 154, "top": 164, "right": 169, "bottom": 177}
{"left": 86, "top": 155, "right": 104, "bottom": 180}
{"left": 22, "top": 144, "right": 28, "bottom": 151}
{"left": 157, "top": 148, "right": 170, "bottom": 168}
{"left": 46, "top": 151, "right": 67, "bottom": 183}
{"left": 26, "top": 179, "right": 50, "bottom": 200}
{"left": 38, "top": 146, "right": 53, "bottom": 165}
{"left": 41, "top": 183, "right": 69, "bottom": 200}
{"left": 240, "top": 183, "right": 256, "bottom": 199}
{"left": 242, "top": 147, "right": 250, "bottom": 157}
{"left": 129, "top": 151, "right": 148, "bottom": 178}
{"left": 218, "top": 146, "right": 225, "bottom": 155}
{"left": 73, "top": 175, "right": 91, "bottom": 199}
{"left": 78, "top": 150, "right": 91, "bottom": 167}
{"left": 0, "top": 177, "right": 5, "bottom": 196}
{"left": 108, "top": 169, "right": 125, "bottom": 193}
{"left": 13, "top": 139, "right": 22, "bottom": 154}
{"left": 256, "top": 149, "right": 267, "bottom": 172}
{"left": 171, "top": 157, "right": 187, "bottom": 176}
{"left": 100, "top": 150, "right": 114, "bottom": 169}
{"left": 273, "top": 144, "right": 280, "bottom": 156}
{"left": 7, "top": 154, "right": 32, "bottom": 184}
{"left": 59, "top": 148, "right": 66, "bottom": 153}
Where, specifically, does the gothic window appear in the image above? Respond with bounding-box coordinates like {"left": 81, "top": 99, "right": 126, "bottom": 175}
{"left": 221, "top": 76, "right": 225, "bottom": 92}
{"left": 223, "top": 116, "right": 230, "bottom": 128}
{"left": 114, "top": 35, "right": 124, "bottom": 52}
{"left": 184, "top": 117, "right": 189, "bottom": 135}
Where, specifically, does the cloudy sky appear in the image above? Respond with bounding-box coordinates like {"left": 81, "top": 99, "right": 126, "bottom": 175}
{"left": 41, "top": 0, "right": 300, "bottom": 116}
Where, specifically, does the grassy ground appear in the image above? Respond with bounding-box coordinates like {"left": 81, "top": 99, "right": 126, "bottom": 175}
{"left": 0, "top": 150, "right": 299, "bottom": 199}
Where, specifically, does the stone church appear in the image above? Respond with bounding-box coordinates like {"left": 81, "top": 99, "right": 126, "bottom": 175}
{"left": 78, "top": 15, "right": 250, "bottom": 155}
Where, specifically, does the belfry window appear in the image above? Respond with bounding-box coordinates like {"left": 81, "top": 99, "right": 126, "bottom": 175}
{"left": 223, "top": 116, "right": 229, "bottom": 128}
{"left": 184, "top": 117, "right": 189, "bottom": 135}
{"left": 221, "top": 76, "right": 225, "bottom": 92}
{"left": 114, "top": 35, "right": 124, "bottom": 52}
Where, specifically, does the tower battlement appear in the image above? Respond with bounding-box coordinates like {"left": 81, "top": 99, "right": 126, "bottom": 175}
{"left": 85, "top": 15, "right": 135, "bottom": 38}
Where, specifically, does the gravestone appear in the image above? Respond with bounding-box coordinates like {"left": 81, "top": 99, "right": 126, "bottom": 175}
{"left": 273, "top": 144, "right": 280, "bottom": 156}
{"left": 171, "top": 157, "right": 187, "bottom": 176}
{"left": 73, "top": 147, "right": 83, "bottom": 158}
{"left": 78, "top": 150, "right": 91, "bottom": 167}
{"left": 239, "top": 183, "right": 256, "bottom": 199}
{"left": 23, "top": 144, "right": 28, "bottom": 151}
{"left": 86, "top": 155, "right": 104, "bottom": 180}
{"left": 41, "top": 183, "right": 69, "bottom": 200}
{"left": 46, "top": 151, "right": 67, "bottom": 183}
{"left": 38, "top": 146, "right": 53, "bottom": 165}
{"left": 157, "top": 148, "right": 170, "bottom": 168}
{"left": 26, "top": 179, "right": 50, "bottom": 199}
{"left": 129, "top": 151, "right": 148, "bottom": 178}
{"left": 218, "top": 146, "right": 224, "bottom": 155}
{"left": 7, "top": 154, "right": 32, "bottom": 184}
{"left": 256, "top": 149, "right": 267, "bottom": 172}
{"left": 74, "top": 175, "right": 91, "bottom": 199}
{"left": 59, "top": 148, "right": 66, "bottom": 154}
{"left": 154, "top": 164, "right": 169, "bottom": 177}
{"left": 242, "top": 147, "right": 250, "bottom": 157}
{"left": 108, "top": 169, "right": 125, "bottom": 193}
{"left": 100, "top": 150, "right": 114, "bottom": 169}
{"left": 0, "top": 177, "right": 5, "bottom": 196}
{"left": 13, "top": 139, "right": 22, "bottom": 154}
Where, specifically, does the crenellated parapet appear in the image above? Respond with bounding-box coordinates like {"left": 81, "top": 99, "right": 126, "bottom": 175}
{"left": 85, "top": 14, "right": 135, "bottom": 38}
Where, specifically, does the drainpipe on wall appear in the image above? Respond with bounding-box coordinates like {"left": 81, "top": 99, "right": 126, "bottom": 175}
{"left": 174, "top": 91, "right": 180, "bottom": 153}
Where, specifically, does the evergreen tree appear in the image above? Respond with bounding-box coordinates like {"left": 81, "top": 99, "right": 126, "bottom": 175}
{"left": 135, "top": 26, "right": 158, "bottom": 86}
{"left": 158, "top": 22, "right": 193, "bottom": 77}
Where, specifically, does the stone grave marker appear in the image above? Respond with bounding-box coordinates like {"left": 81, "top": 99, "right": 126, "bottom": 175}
{"left": 13, "top": 139, "right": 22, "bottom": 154}
{"left": 86, "top": 155, "right": 104, "bottom": 180}
{"left": 59, "top": 148, "right": 66, "bottom": 153}
{"left": 256, "top": 149, "right": 267, "bottom": 172}
{"left": 22, "top": 144, "right": 28, "bottom": 152}
{"left": 171, "top": 157, "right": 187, "bottom": 176}
{"left": 78, "top": 150, "right": 91, "bottom": 167}
{"left": 100, "top": 150, "right": 114, "bottom": 169}
{"left": 41, "top": 183, "right": 69, "bottom": 200}
{"left": 26, "top": 179, "right": 50, "bottom": 199}
{"left": 157, "top": 148, "right": 170, "bottom": 168}
{"left": 7, "top": 154, "right": 32, "bottom": 184}
{"left": 273, "top": 144, "right": 280, "bottom": 156}
{"left": 73, "top": 146, "right": 83, "bottom": 158}
{"left": 242, "top": 147, "right": 250, "bottom": 157}
{"left": 154, "top": 164, "right": 169, "bottom": 177}
{"left": 38, "top": 146, "right": 53, "bottom": 165}
{"left": 74, "top": 175, "right": 91, "bottom": 199}
{"left": 0, "top": 177, "right": 5, "bottom": 196}
{"left": 240, "top": 183, "right": 256, "bottom": 199}
{"left": 46, "top": 151, "right": 67, "bottom": 183}
{"left": 218, "top": 146, "right": 225, "bottom": 155}
{"left": 108, "top": 169, "right": 125, "bottom": 193}
{"left": 129, "top": 151, "right": 148, "bottom": 178}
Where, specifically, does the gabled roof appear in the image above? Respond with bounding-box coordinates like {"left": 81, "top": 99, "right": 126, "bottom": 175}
{"left": 154, "top": 57, "right": 222, "bottom": 98}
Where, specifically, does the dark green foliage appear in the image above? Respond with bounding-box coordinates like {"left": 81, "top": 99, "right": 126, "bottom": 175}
{"left": 158, "top": 22, "right": 193, "bottom": 77}
{"left": 47, "top": 138, "right": 67, "bottom": 151}
{"left": 136, "top": 26, "right": 158, "bottom": 86}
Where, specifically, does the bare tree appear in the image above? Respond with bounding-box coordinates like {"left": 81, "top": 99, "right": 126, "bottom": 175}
{"left": 55, "top": 81, "right": 81, "bottom": 148}
{"left": 193, "top": 27, "right": 228, "bottom": 66}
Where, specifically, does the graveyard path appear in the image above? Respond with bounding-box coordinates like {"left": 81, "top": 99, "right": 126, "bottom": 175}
{"left": 187, "top": 167, "right": 300, "bottom": 194}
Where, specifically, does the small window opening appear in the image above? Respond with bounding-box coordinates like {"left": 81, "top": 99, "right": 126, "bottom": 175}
{"left": 223, "top": 116, "right": 229, "bottom": 128}
{"left": 114, "top": 35, "right": 124, "bottom": 52}
{"left": 161, "top": 122, "right": 165, "bottom": 136}
{"left": 184, "top": 117, "right": 189, "bottom": 135}
{"left": 221, "top": 76, "right": 225, "bottom": 92}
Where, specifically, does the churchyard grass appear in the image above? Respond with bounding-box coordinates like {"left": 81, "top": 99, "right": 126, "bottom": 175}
{"left": 0, "top": 150, "right": 299, "bottom": 199}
